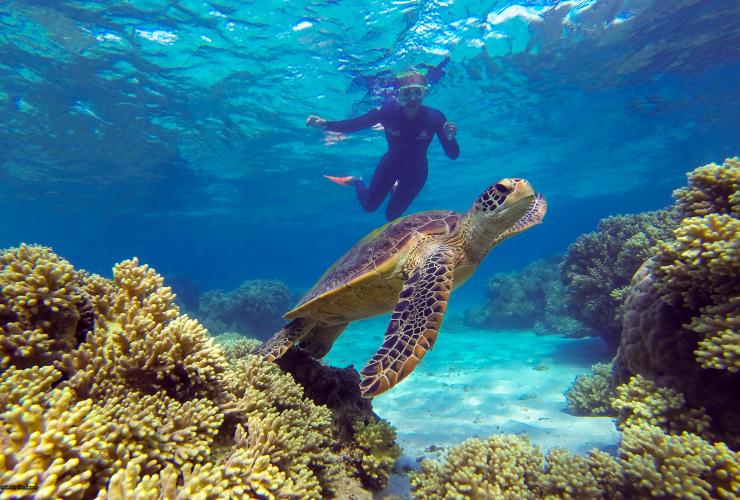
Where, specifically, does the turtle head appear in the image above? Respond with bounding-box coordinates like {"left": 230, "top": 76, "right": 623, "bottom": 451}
{"left": 464, "top": 178, "right": 546, "bottom": 259}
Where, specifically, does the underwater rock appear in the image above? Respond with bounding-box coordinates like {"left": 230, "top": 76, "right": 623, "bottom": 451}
{"left": 198, "top": 278, "right": 293, "bottom": 339}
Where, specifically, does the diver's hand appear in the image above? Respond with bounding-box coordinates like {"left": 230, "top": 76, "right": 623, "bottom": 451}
{"left": 443, "top": 121, "right": 457, "bottom": 141}
{"left": 306, "top": 115, "right": 327, "bottom": 129}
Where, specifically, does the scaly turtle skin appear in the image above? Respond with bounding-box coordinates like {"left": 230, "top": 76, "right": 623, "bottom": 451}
{"left": 255, "top": 178, "right": 547, "bottom": 397}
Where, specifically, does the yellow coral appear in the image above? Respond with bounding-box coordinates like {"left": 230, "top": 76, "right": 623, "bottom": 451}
{"left": 352, "top": 418, "right": 402, "bottom": 491}
{"left": 410, "top": 434, "right": 544, "bottom": 499}
{"left": 620, "top": 423, "right": 740, "bottom": 499}
{"left": 691, "top": 297, "right": 740, "bottom": 372}
{"left": 0, "top": 244, "right": 90, "bottom": 369}
{"left": 612, "top": 375, "right": 713, "bottom": 438}
{"left": 564, "top": 362, "right": 616, "bottom": 416}
{"left": 653, "top": 214, "right": 739, "bottom": 371}
{"left": 61, "top": 260, "right": 229, "bottom": 402}
{"left": 673, "top": 157, "right": 740, "bottom": 218}
{"left": 542, "top": 448, "right": 626, "bottom": 499}
{"left": 220, "top": 356, "right": 339, "bottom": 497}
{"left": 1, "top": 247, "right": 359, "bottom": 499}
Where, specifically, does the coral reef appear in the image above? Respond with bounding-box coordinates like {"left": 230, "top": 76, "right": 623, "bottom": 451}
{"left": 620, "top": 423, "right": 739, "bottom": 499}
{"left": 614, "top": 157, "right": 740, "bottom": 447}
{"left": 0, "top": 244, "right": 93, "bottom": 370}
{"left": 212, "top": 331, "right": 262, "bottom": 363}
{"left": 350, "top": 419, "right": 402, "bottom": 491}
{"left": 560, "top": 209, "right": 678, "bottom": 350}
{"left": 564, "top": 362, "right": 616, "bottom": 416}
{"left": 464, "top": 256, "right": 591, "bottom": 338}
{"left": 611, "top": 375, "right": 713, "bottom": 438}
{"left": 198, "top": 279, "right": 293, "bottom": 339}
{"left": 409, "top": 434, "right": 544, "bottom": 498}
{"left": 0, "top": 246, "right": 397, "bottom": 498}
{"left": 410, "top": 423, "right": 739, "bottom": 499}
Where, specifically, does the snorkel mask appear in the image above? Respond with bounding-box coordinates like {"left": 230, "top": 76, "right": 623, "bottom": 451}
{"left": 396, "top": 71, "right": 428, "bottom": 107}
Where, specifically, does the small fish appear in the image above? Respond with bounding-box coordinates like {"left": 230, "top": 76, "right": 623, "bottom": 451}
{"left": 70, "top": 100, "right": 113, "bottom": 125}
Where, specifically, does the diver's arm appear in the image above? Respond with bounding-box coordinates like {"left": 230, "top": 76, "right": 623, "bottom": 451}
{"left": 436, "top": 114, "right": 459, "bottom": 160}
{"left": 322, "top": 108, "right": 382, "bottom": 133}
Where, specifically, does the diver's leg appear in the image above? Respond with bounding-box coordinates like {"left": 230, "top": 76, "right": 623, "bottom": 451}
{"left": 385, "top": 160, "right": 428, "bottom": 220}
{"left": 354, "top": 154, "right": 397, "bottom": 213}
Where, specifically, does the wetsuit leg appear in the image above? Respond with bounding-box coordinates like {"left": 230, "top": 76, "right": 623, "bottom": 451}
{"left": 385, "top": 159, "right": 428, "bottom": 220}
{"left": 354, "top": 154, "right": 397, "bottom": 213}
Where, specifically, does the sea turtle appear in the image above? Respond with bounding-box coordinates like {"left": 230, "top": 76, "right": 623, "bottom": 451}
{"left": 255, "top": 178, "right": 547, "bottom": 397}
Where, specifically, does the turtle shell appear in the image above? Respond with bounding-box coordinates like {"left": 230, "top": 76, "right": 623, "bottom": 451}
{"left": 287, "top": 210, "right": 461, "bottom": 317}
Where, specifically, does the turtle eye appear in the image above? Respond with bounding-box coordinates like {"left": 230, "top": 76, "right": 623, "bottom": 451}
{"left": 493, "top": 183, "right": 509, "bottom": 194}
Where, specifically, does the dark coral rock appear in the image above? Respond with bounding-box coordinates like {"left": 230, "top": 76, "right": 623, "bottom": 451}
{"left": 276, "top": 347, "right": 377, "bottom": 443}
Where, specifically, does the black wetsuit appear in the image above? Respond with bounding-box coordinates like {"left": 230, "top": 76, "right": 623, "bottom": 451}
{"left": 325, "top": 100, "right": 460, "bottom": 220}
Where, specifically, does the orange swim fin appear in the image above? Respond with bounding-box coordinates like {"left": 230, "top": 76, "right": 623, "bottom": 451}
{"left": 323, "top": 174, "right": 356, "bottom": 186}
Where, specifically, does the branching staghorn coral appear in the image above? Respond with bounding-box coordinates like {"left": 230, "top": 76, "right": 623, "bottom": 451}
{"left": 564, "top": 362, "right": 617, "bottom": 416}
{"left": 351, "top": 418, "right": 402, "bottom": 491}
{"left": 410, "top": 424, "right": 738, "bottom": 500}
{"left": 60, "top": 258, "right": 230, "bottom": 403}
{"left": 410, "top": 434, "right": 632, "bottom": 499}
{"left": 560, "top": 210, "right": 678, "bottom": 350}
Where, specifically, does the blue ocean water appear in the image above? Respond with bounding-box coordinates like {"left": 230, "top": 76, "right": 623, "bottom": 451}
{"left": 1, "top": 1, "right": 738, "bottom": 299}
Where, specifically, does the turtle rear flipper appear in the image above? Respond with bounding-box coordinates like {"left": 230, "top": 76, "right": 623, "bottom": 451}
{"left": 255, "top": 318, "right": 316, "bottom": 362}
{"left": 359, "top": 246, "right": 456, "bottom": 398}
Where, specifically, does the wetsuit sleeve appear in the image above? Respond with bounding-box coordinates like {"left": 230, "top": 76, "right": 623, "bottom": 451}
{"left": 324, "top": 108, "right": 382, "bottom": 133}
{"left": 435, "top": 111, "right": 460, "bottom": 160}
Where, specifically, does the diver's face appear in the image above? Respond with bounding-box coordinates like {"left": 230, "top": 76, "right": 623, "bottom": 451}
{"left": 398, "top": 85, "right": 427, "bottom": 108}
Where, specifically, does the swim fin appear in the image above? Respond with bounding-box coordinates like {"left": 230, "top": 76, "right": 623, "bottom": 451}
{"left": 323, "top": 175, "right": 356, "bottom": 186}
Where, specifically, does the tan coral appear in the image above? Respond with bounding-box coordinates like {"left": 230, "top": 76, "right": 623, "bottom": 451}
{"left": 612, "top": 375, "right": 713, "bottom": 438}
{"left": 351, "top": 418, "right": 402, "bottom": 491}
{"left": 410, "top": 434, "right": 544, "bottom": 499}
{"left": 691, "top": 297, "right": 740, "bottom": 372}
{"left": 564, "top": 362, "right": 616, "bottom": 416}
{"left": 542, "top": 448, "right": 627, "bottom": 499}
{"left": 61, "top": 260, "right": 229, "bottom": 402}
{"left": 1, "top": 248, "right": 385, "bottom": 499}
{"left": 0, "top": 244, "right": 91, "bottom": 369}
{"left": 672, "top": 157, "right": 740, "bottom": 218}
{"left": 620, "top": 423, "right": 740, "bottom": 499}
{"left": 0, "top": 364, "right": 224, "bottom": 499}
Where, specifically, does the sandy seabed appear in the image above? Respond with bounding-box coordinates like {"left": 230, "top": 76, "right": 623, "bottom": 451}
{"left": 325, "top": 314, "right": 621, "bottom": 495}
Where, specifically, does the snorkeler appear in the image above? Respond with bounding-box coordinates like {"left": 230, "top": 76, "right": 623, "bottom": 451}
{"left": 306, "top": 71, "right": 459, "bottom": 221}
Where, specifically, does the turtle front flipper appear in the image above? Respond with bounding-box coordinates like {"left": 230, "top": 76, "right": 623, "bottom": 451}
{"left": 254, "top": 318, "right": 316, "bottom": 362}
{"left": 360, "top": 246, "right": 456, "bottom": 398}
